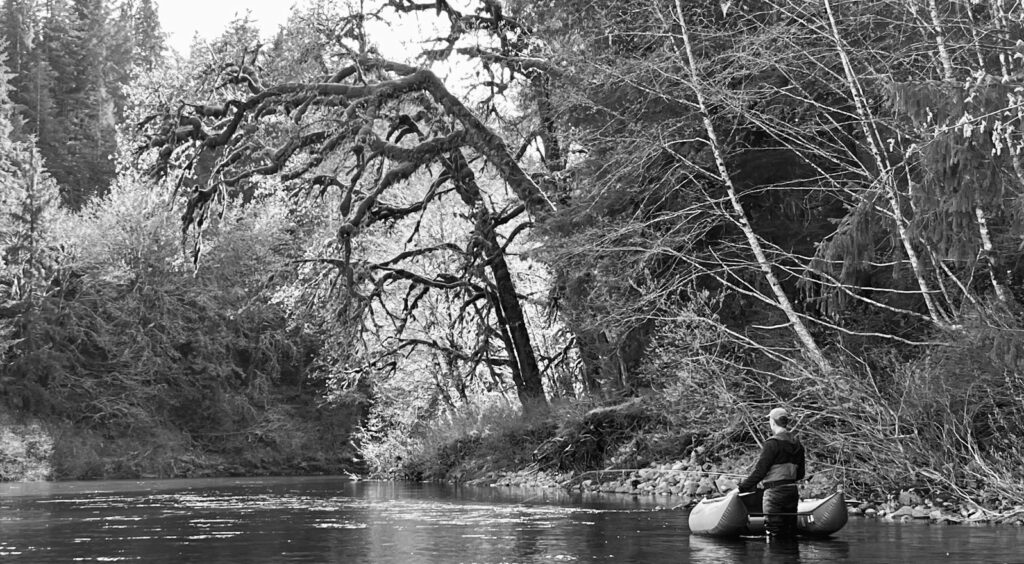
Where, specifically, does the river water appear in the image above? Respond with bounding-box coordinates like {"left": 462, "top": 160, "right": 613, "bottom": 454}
{"left": 1, "top": 476, "right": 1022, "bottom": 563}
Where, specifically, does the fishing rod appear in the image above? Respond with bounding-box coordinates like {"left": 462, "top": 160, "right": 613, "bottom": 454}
{"left": 570, "top": 468, "right": 747, "bottom": 479}
{"left": 559, "top": 468, "right": 747, "bottom": 489}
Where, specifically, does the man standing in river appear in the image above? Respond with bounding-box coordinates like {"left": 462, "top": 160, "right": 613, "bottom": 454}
{"left": 738, "top": 407, "right": 806, "bottom": 540}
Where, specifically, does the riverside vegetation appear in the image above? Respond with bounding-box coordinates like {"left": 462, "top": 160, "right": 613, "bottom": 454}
{"left": 3, "top": 0, "right": 1024, "bottom": 529}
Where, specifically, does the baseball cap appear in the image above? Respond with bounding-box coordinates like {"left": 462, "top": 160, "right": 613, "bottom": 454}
{"left": 768, "top": 407, "right": 790, "bottom": 425}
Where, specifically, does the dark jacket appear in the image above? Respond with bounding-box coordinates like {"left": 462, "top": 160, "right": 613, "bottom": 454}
{"left": 738, "top": 431, "right": 805, "bottom": 492}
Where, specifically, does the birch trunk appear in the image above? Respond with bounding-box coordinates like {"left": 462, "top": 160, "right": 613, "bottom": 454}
{"left": 824, "top": 0, "right": 950, "bottom": 327}
{"left": 927, "top": 0, "right": 1009, "bottom": 304}
{"left": 673, "top": 1, "right": 830, "bottom": 372}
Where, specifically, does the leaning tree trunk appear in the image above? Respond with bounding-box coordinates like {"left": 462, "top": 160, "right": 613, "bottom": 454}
{"left": 927, "top": 1, "right": 1010, "bottom": 305}
{"left": 823, "top": 0, "right": 950, "bottom": 328}
{"left": 674, "top": 2, "right": 831, "bottom": 373}
{"left": 446, "top": 151, "right": 548, "bottom": 410}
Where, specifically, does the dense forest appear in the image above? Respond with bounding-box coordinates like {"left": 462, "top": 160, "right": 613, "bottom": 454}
{"left": 3, "top": 0, "right": 1024, "bottom": 509}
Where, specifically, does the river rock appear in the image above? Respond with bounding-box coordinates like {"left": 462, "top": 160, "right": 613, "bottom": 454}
{"left": 696, "top": 477, "right": 715, "bottom": 496}
{"left": 671, "top": 461, "right": 686, "bottom": 471}
{"left": 865, "top": 508, "right": 877, "bottom": 517}
{"left": 715, "top": 476, "right": 738, "bottom": 492}
{"left": 890, "top": 506, "right": 914, "bottom": 519}
{"left": 899, "top": 490, "right": 922, "bottom": 506}
{"left": 683, "top": 480, "right": 699, "bottom": 495}
{"left": 911, "top": 508, "right": 931, "bottom": 519}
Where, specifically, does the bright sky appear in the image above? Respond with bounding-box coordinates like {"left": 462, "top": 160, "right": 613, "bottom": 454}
{"left": 156, "top": 0, "right": 296, "bottom": 55}
{"left": 156, "top": 0, "right": 426, "bottom": 59}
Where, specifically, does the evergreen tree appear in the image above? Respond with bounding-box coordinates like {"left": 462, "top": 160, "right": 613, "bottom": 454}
{"left": 3, "top": 0, "right": 162, "bottom": 209}
{"left": 108, "top": 0, "right": 134, "bottom": 118}
{"left": 0, "top": 42, "right": 60, "bottom": 394}
{"left": 1, "top": 0, "right": 34, "bottom": 76}
{"left": 131, "top": 0, "right": 162, "bottom": 69}
{"left": 0, "top": 41, "right": 16, "bottom": 363}
{"left": 36, "top": 0, "right": 116, "bottom": 207}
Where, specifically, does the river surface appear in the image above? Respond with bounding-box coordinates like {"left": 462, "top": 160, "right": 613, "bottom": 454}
{"left": 1, "top": 476, "right": 1022, "bottom": 563}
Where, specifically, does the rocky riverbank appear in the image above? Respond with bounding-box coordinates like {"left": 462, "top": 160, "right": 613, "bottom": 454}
{"left": 469, "top": 457, "right": 1024, "bottom": 527}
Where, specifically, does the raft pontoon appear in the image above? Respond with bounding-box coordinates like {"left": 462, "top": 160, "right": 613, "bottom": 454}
{"left": 688, "top": 489, "right": 848, "bottom": 537}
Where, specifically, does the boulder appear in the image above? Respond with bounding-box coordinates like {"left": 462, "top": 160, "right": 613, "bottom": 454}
{"left": 889, "top": 505, "right": 914, "bottom": 518}
{"left": 696, "top": 477, "right": 716, "bottom": 496}
{"left": 911, "top": 508, "right": 931, "bottom": 519}
{"left": 715, "top": 475, "right": 738, "bottom": 492}
{"left": 898, "top": 490, "right": 923, "bottom": 506}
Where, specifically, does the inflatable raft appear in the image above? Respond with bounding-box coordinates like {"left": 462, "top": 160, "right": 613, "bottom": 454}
{"left": 688, "top": 489, "right": 848, "bottom": 537}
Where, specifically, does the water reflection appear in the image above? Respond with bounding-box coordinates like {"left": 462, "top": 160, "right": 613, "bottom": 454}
{"left": 689, "top": 535, "right": 851, "bottom": 563}
{"left": 0, "top": 477, "right": 1021, "bottom": 563}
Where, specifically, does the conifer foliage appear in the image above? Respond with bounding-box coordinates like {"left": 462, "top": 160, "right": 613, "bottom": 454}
{"left": 0, "top": 42, "right": 60, "bottom": 404}
{"left": 0, "top": 0, "right": 163, "bottom": 208}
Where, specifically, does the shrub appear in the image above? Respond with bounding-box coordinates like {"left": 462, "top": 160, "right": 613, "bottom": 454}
{"left": 0, "top": 418, "right": 54, "bottom": 481}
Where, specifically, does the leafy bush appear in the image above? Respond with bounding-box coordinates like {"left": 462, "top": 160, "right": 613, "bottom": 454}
{"left": 0, "top": 418, "right": 54, "bottom": 481}
{"left": 361, "top": 398, "right": 554, "bottom": 480}
{"left": 1, "top": 177, "right": 361, "bottom": 478}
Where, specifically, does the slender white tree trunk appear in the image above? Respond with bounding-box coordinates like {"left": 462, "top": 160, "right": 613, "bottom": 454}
{"left": 927, "top": 0, "right": 1009, "bottom": 304}
{"left": 824, "top": 0, "right": 950, "bottom": 327}
{"left": 673, "top": 1, "right": 830, "bottom": 372}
